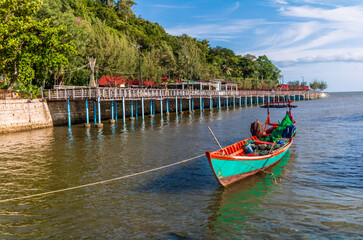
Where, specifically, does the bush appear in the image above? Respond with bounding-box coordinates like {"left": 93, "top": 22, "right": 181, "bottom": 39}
{"left": 12, "top": 85, "right": 41, "bottom": 99}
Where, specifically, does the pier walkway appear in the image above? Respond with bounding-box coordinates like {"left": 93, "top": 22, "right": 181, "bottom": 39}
{"left": 40, "top": 86, "right": 319, "bottom": 128}
{"left": 42, "top": 86, "right": 317, "bottom": 101}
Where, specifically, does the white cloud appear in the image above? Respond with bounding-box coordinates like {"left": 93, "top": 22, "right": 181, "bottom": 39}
{"left": 251, "top": 4, "right": 363, "bottom": 66}
{"left": 275, "top": 0, "right": 288, "bottom": 4}
{"left": 231, "top": 2, "right": 241, "bottom": 11}
{"left": 165, "top": 19, "right": 264, "bottom": 39}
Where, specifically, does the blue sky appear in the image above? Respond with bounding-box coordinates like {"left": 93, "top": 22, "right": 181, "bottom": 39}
{"left": 133, "top": 0, "right": 363, "bottom": 92}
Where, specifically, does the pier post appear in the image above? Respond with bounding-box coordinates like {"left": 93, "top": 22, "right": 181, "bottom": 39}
{"left": 218, "top": 96, "right": 221, "bottom": 110}
{"left": 262, "top": 95, "right": 264, "bottom": 104}
{"left": 189, "top": 98, "right": 191, "bottom": 113}
{"left": 180, "top": 99, "right": 183, "bottom": 114}
{"left": 141, "top": 98, "right": 144, "bottom": 120}
{"left": 150, "top": 100, "right": 154, "bottom": 118}
{"left": 226, "top": 97, "right": 228, "bottom": 109}
{"left": 160, "top": 99, "right": 163, "bottom": 118}
{"left": 84, "top": 99, "right": 90, "bottom": 128}
{"left": 122, "top": 97, "right": 126, "bottom": 124}
{"left": 130, "top": 100, "right": 135, "bottom": 120}
{"left": 192, "top": 98, "right": 194, "bottom": 112}
{"left": 96, "top": 97, "right": 103, "bottom": 128}
{"left": 239, "top": 96, "right": 242, "bottom": 107}
{"left": 257, "top": 95, "right": 259, "bottom": 105}
{"left": 250, "top": 96, "right": 253, "bottom": 106}
{"left": 166, "top": 99, "right": 169, "bottom": 115}
{"left": 210, "top": 97, "right": 213, "bottom": 110}
{"left": 245, "top": 96, "right": 247, "bottom": 107}
{"left": 94, "top": 102, "right": 97, "bottom": 124}
{"left": 115, "top": 101, "right": 118, "bottom": 121}
{"left": 110, "top": 101, "right": 115, "bottom": 124}
{"left": 67, "top": 100, "right": 71, "bottom": 128}
{"left": 175, "top": 97, "right": 178, "bottom": 115}
{"left": 200, "top": 96, "right": 202, "bottom": 111}
{"left": 135, "top": 101, "right": 138, "bottom": 119}
{"left": 153, "top": 100, "right": 155, "bottom": 116}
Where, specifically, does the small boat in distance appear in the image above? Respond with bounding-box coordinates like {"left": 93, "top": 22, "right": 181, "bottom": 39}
{"left": 206, "top": 101, "right": 297, "bottom": 187}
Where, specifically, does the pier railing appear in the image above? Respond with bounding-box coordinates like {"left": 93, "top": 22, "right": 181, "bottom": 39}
{"left": 43, "top": 86, "right": 313, "bottom": 101}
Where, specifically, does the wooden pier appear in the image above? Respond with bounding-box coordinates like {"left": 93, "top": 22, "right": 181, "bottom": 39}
{"left": 42, "top": 86, "right": 317, "bottom": 101}
{"left": 41, "top": 87, "right": 319, "bottom": 128}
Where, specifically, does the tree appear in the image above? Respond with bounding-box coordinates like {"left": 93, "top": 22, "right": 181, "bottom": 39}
{"left": 310, "top": 79, "right": 319, "bottom": 90}
{"left": 0, "top": 0, "right": 76, "bottom": 89}
{"left": 318, "top": 81, "right": 328, "bottom": 91}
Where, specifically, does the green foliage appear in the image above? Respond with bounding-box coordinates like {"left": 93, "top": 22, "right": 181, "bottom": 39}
{"left": 13, "top": 84, "right": 41, "bottom": 98}
{"left": 0, "top": 0, "right": 76, "bottom": 89}
{"left": 1, "top": 0, "right": 283, "bottom": 89}
{"left": 310, "top": 80, "right": 327, "bottom": 91}
{"left": 310, "top": 80, "right": 319, "bottom": 90}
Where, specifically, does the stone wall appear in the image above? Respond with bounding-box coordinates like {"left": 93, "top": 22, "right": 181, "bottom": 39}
{"left": 0, "top": 99, "right": 53, "bottom": 133}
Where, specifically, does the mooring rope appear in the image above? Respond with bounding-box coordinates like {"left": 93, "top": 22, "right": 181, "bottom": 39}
{"left": 0, "top": 154, "right": 205, "bottom": 204}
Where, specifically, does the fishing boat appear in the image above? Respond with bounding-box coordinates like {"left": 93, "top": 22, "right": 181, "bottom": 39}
{"left": 206, "top": 101, "right": 297, "bottom": 187}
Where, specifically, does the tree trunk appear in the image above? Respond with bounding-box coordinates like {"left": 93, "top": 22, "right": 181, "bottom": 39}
{"left": 88, "top": 57, "right": 97, "bottom": 87}
{"left": 7, "top": 61, "right": 18, "bottom": 89}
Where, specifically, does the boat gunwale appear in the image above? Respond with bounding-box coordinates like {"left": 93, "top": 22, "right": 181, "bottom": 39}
{"left": 206, "top": 138, "right": 293, "bottom": 162}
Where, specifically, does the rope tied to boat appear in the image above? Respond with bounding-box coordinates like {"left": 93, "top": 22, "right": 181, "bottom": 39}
{"left": 0, "top": 154, "right": 204, "bottom": 204}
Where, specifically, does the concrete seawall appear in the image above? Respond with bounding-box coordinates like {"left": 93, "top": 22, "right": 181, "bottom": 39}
{"left": 0, "top": 99, "right": 53, "bottom": 133}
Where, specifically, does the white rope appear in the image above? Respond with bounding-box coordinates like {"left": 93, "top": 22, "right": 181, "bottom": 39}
{"left": 0, "top": 154, "right": 205, "bottom": 203}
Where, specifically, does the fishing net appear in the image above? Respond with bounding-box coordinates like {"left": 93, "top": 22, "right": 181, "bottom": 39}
{"left": 261, "top": 113, "right": 297, "bottom": 142}
{"left": 250, "top": 120, "right": 264, "bottom": 138}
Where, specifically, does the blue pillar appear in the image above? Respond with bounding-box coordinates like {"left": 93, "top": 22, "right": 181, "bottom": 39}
{"left": 115, "top": 101, "right": 118, "bottom": 121}
{"left": 111, "top": 101, "right": 114, "bottom": 120}
{"left": 153, "top": 100, "right": 155, "bottom": 115}
{"left": 85, "top": 99, "right": 89, "bottom": 124}
{"left": 189, "top": 98, "right": 191, "bottom": 112}
{"left": 122, "top": 97, "right": 125, "bottom": 124}
{"left": 175, "top": 97, "right": 178, "bottom": 115}
{"left": 180, "top": 99, "right": 182, "bottom": 113}
{"left": 150, "top": 100, "right": 153, "bottom": 115}
{"left": 141, "top": 98, "right": 144, "bottom": 120}
{"left": 131, "top": 100, "right": 134, "bottom": 118}
{"left": 250, "top": 96, "right": 253, "bottom": 105}
{"left": 239, "top": 96, "right": 242, "bottom": 106}
{"left": 94, "top": 102, "right": 97, "bottom": 124}
{"left": 160, "top": 99, "right": 163, "bottom": 118}
{"left": 166, "top": 99, "right": 169, "bottom": 114}
{"left": 200, "top": 96, "right": 202, "bottom": 111}
{"left": 192, "top": 98, "right": 194, "bottom": 111}
{"left": 226, "top": 97, "right": 229, "bottom": 109}
{"left": 97, "top": 97, "right": 101, "bottom": 124}
{"left": 245, "top": 96, "right": 247, "bottom": 107}
{"left": 218, "top": 96, "right": 221, "bottom": 110}
{"left": 262, "top": 95, "right": 264, "bottom": 104}
{"left": 67, "top": 100, "right": 71, "bottom": 128}
{"left": 210, "top": 97, "right": 213, "bottom": 109}
{"left": 135, "top": 101, "right": 138, "bottom": 119}
{"left": 257, "top": 95, "right": 259, "bottom": 105}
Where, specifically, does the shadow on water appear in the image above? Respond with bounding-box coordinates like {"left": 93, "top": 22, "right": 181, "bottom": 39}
{"left": 133, "top": 158, "right": 217, "bottom": 193}
{"left": 206, "top": 151, "right": 292, "bottom": 238}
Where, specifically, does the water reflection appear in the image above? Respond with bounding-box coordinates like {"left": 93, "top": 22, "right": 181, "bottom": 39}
{"left": 208, "top": 151, "right": 291, "bottom": 238}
